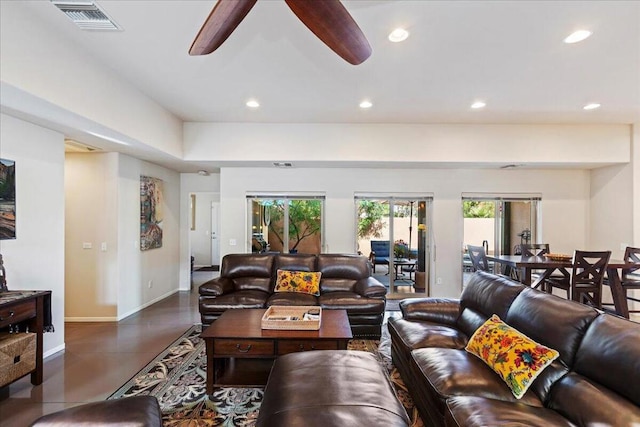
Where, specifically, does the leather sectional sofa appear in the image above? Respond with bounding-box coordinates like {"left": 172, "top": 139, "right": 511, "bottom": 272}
{"left": 199, "top": 253, "right": 387, "bottom": 338}
{"left": 389, "top": 270, "right": 640, "bottom": 427}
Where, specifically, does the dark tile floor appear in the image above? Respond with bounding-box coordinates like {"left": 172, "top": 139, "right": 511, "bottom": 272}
{"left": 0, "top": 271, "right": 215, "bottom": 427}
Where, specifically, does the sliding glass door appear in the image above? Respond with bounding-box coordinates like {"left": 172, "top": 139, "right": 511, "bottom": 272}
{"left": 248, "top": 195, "right": 325, "bottom": 254}
{"left": 355, "top": 195, "right": 433, "bottom": 295}
{"left": 462, "top": 194, "right": 541, "bottom": 280}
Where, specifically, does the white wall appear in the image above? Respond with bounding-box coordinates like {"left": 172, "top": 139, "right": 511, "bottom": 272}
{"left": 65, "top": 152, "right": 181, "bottom": 321}
{"left": 0, "top": 1, "right": 183, "bottom": 158}
{"left": 179, "top": 173, "right": 221, "bottom": 290}
{"left": 65, "top": 152, "right": 119, "bottom": 319}
{"left": 184, "top": 123, "right": 630, "bottom": 167}
{"left": 117, "top": 155, "right": 181, "bottom": 319}
{"left": 219, "top": 167, "right": 590, "bottom": 298}
{"left": 0, "top": 113, "right": 65, "bottom": 356}
{"left": 190, "top": 192, "right": 221, "bottom": 267}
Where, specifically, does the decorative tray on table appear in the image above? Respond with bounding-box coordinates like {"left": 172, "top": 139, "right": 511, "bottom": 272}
{"left": 545, "top": 253, "right": 573, "bottom": 261}
{"left": 261, "top": 306, "right": 322, "bottom": 330}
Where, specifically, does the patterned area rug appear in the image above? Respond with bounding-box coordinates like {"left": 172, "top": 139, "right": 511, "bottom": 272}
{"left": 108, "top": 325, "right": 423, "bottom": 426}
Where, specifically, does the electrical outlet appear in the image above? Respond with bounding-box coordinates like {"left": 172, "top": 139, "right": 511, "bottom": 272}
{"left": 148, "top": 280, "right": 153, "bottom": 288}
{"left": 229, "top": 238, "right": 237, "bottom": 246}
{"left": 82, "top": 242, "right": 92, "bottom": 249}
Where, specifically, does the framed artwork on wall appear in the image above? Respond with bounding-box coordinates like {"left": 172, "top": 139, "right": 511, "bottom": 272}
{"left": 0, "top": 158, "right": 16, "bottom": 240}
{"left": 140, "top": 175, "right": 164, "bottom": 251}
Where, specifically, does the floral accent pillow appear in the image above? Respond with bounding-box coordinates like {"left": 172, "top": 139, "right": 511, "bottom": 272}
{"left": 274, "top": 270, "right": 321, "bottom": 296}
{"left": 465, "top": 314, "right": 559, "bottom": 399}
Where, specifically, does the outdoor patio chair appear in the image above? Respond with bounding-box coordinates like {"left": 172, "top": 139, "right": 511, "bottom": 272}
{"left": 369, "top": 240, "right": 390, "bottom": 273}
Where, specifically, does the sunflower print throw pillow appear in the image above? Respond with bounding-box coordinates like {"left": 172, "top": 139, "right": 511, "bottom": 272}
{"left": 465, "top": 314, "right": 559, "bottom": 399}
{"left": 274, "top": 270, "right": 321, "bottom": 296}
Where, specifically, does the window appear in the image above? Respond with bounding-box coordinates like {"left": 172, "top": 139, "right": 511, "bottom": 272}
{"left": 247, "top": 195, "right": 325, "bottom": 254}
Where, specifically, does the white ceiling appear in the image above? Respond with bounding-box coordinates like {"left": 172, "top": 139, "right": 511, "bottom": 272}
{"left": 5, "top": 0, "right": 640, "bottom": 171}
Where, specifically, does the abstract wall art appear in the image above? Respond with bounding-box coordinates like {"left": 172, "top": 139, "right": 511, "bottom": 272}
{"left": 140, "top": 175, "right": 164, "bottom": 251}
{"left": 0, "top": 159, "right": 16, "bottom": 240}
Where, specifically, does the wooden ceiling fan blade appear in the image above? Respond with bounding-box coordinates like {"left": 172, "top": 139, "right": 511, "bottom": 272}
{"left": 285, "top": 0, "right": 372, "bottom": 65}
{"left": 189, "top": 0, "right": 257, "bottom": 56}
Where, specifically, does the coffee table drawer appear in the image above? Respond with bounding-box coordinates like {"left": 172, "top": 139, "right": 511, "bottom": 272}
{"left": 278, "top": 340, "right": 339, "bottom": 355}
{"left": 214, "top": 339, "right": 274, "bottom": 357}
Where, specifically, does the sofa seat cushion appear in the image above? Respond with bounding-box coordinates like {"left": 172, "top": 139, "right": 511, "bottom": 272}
{"left": 319, "top": 292, "right": 385, "bottom": 314}
{"left": 266, "top": 292, "right": 318, "bottom": 306}
{"left": 445, "top": 396, "right": 574, "bottom": 427}
{"left": 547, "top": 372, "right": 640, "bottom": 426}
{"left": 389, "top": 318, "right": 468, "bottom": 353}
{"left": 409, "top": 348, "right": 543, "bottom": 416}
{"left": 200, "top": 290, "right": 268, "bottom": 312}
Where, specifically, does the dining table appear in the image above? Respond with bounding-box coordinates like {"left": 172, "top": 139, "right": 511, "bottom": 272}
{"left": 486, "top": 254, "right": 639, "bottom": 319}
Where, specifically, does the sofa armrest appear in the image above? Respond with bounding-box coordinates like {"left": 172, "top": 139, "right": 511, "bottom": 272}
{"left": 400, "top": 298, "right": 461, "bottom": 326}
{"left": 354, "top": 277, "right": 387, "bottom": 298}
{"left": 199, "top": 277, "right": 234, "bottom": 296}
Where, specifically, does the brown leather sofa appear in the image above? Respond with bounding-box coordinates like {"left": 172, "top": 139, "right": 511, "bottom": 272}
{"left": 389, "top": 271, "right": 640, "bottom": 427}
{"left": 199, "top": 253, "right": 387, "bottom": 338}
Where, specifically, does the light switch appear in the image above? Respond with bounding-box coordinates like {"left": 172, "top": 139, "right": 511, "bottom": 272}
{"left": 101, "top": 242, "right": 107, "bottom": 252}
{"left": 82, "top": 242, "right": 92, "bottom": 249}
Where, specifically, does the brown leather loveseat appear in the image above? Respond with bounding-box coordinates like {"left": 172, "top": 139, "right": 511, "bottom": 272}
{"left": 389, "top": 270, "right": 640, "bottom": 427}
{"left": 199, "top": 253, "right": 386, "bottom": 338}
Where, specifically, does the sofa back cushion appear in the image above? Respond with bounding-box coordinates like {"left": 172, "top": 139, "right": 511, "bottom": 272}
{"left": 221, "top": 253, "right": 274, "bottom": 293}
{"left": 572, "top": 313, "right": 640, "bottom": 406}
{"left": 546, "top": 314, "right": 640, "bottom": 425}
{"left": 457, "top": 272, "right": 525, "bottom": 339}
{"left": 317, "top": 254, "right": 369, "bottom": 293}
{"left": 504, "top": 287, "right": 599, "bottom": 402}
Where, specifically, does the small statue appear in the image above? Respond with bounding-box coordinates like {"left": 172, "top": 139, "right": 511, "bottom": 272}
{"left": 0, "top": 253, "right": 7, "bottom": 292}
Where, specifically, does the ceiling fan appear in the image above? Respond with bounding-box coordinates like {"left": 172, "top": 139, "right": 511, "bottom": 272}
{"left": 189, "top": 0, "right": 372, "bottom": 65}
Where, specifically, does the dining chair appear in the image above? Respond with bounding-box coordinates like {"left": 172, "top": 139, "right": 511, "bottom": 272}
{"left": 603, "top": 246, "right": 640, "bottom": 315}
{"left": 520, "top": 243, "right": 550, "bottom": 257}
{"left": 466, "top": 245, "right": 489, "bottom": 272}
{"left": 546, "top": 250, "right": 611, "bottom": 308}
{"left": 515, "top": 243, "right": 551, "bottom": 286}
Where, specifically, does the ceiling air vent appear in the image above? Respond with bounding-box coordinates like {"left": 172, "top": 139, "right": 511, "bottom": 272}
{"left": 51, "top": 1, "right": 121, "bottom": 31}
{"left": 273, "top": 162, "right": 293, "bottom": 168}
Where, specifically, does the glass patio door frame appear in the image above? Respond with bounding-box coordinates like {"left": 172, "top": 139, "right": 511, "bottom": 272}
{"left": 355, "top": 193, "right": 434, "bottom": 295}
{"left": 462, "top": 193, "right": 542, "bottom": 272}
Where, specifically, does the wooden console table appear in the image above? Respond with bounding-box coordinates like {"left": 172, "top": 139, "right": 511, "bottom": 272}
{"left": 0, "top": 290, "right": 51, "bottom": 387}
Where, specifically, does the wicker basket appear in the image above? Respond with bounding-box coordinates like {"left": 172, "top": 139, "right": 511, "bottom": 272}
{"left": 261, "top": 306, "right": 322, "bottom": 330}
{"left": 546, "top": 253, "right": 573, "bottom": 261}
{"left": 0, "top": 332, "right": 36, "bottom": 387}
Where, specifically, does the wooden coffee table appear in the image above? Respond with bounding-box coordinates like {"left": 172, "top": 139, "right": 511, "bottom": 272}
{"left": 201, "top": 308, "right": 352, "bottom": 394}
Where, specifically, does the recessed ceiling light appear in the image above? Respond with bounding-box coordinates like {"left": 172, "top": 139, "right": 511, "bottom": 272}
{"left": 470, "top": 101, "right": 486, "bottom": 109}
{"left": 359, "top": 100, "right": 373, "bottom": 109}
{"left": 583, "top": 103, "right": 601, "bottom": 110}
{"left": 564, "top": 30, "right": 592, "bottom": 44}
{"left": 246, "top": 99, "right": 260, "bottom": 108}
{"left": 388, "top": 28, "right": 409, "bottom": 43}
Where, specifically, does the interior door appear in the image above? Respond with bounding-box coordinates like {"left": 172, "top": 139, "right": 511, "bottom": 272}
{"left": 211, "top": 202, "right": 220, "bottom": 266}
